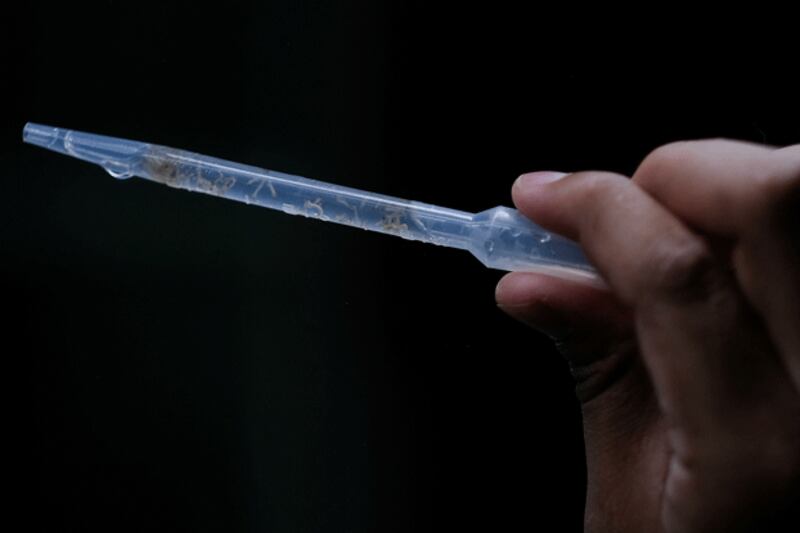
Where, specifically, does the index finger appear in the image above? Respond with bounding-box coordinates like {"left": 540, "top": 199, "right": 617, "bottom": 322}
{"left": 633, "top": 140, "right": 800, "bottom": 389}
{"left": 631, "top": 139, "right": 798, "bottom": 236}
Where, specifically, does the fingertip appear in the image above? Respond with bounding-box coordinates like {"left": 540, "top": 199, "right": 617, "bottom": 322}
{"left": 495, "top": 273, "right": 567, "bottom": 339}
{"left": 495, "top": 273, "right": 511, "bottom": 303}
{"left": 495, "top": 271, "right": 551, "bottom": 307}
{"left": 511, "top": 171, "right": 571, "bottom": 230}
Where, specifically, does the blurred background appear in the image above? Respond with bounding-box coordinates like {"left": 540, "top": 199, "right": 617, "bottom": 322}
{"left": 3, "top": 2, "right": 798, "bottom": 531}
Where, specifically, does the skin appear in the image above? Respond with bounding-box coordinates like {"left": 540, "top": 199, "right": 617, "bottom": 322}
{"left": 495, "top": 140, "right": 800, "bottom": 532}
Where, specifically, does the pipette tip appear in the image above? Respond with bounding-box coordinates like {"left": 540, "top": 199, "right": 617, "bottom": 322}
{"left": 22, "top": 122, "right": 148, "bottom": 179}
{"left": 23, "top": 123, "right": 65, "bottom": 152}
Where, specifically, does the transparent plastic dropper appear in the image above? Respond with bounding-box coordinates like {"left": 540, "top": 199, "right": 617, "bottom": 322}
{"left": 22, "top": 123, "right": 601, "bottom": 286}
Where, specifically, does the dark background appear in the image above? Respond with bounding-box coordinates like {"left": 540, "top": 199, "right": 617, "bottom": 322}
{"left": 3, "top": 2, "right": 798, "bottom": 532}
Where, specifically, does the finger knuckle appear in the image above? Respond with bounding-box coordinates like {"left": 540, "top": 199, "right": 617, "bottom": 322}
{"left": 634, "top": 141, "right": 695, "bottom": 184}
{"left": 570, "top": 172, "right": 628, "bottom": 230}
{"left": 634, "top": 139, "right": 747, "bottom": 185}
{"left": 645, "top": 238, "right": 718, "bottom": 298}
{"left": 763, "top": 145, "right": 800, "bottom": 206}
{"left": 573, "top": 171, "right": 624, "bottom": 204}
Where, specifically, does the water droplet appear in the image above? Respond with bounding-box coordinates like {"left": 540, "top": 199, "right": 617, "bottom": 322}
{"left": 484, "top": 239, "right": 495, "bottom": 254}
{"left": 281, "top": 203, "right": 302, "bottom": 216}
{"left": 103, "top": 161, "right": 133, "bottom": 179}
{"left": 539, "top": 234, "right": 552, "bottom": 244}
{"left": 63, "top": 131, "right": 75, "bottom": 153}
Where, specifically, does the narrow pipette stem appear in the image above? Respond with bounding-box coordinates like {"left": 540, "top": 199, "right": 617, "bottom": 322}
{"left": 141, "top": 144, "right": 477, "bottom": 251}
{"left": 22, "top": 123, "right": 602, "bottom": 286}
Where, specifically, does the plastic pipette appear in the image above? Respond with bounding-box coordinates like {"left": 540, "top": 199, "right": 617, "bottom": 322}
{"left": 23, "top": 123, "right": 601, "bottom": 285}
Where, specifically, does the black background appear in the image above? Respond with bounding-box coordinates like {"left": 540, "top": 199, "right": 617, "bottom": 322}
{"left": 3, "top": 2, "right": 798, "bottom": 532}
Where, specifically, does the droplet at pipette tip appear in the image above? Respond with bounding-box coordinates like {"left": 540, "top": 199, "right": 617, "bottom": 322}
{"left": 22, "top": 122, "right": 601, "bottom": 286}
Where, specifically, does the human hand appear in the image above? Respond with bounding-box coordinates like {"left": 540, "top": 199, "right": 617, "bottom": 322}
{"left": 496, "top": 140, "right": 800, "bottom": 532}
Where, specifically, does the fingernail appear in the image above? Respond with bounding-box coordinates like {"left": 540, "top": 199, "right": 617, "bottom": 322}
{"left": 514, "top": 171, "right": 568, "bottom": 191}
